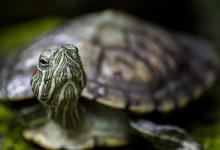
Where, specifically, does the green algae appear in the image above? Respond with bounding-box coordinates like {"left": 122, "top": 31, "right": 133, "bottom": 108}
{"left": 191, "top": 87, "right": 220, "bottom": 150}
{"left": 0, "top": 105, "right": 34, "bottom": 150}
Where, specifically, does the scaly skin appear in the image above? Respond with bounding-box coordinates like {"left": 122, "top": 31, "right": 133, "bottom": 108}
{"left": 31, "top": 44, "right": 86, "bottom": 130}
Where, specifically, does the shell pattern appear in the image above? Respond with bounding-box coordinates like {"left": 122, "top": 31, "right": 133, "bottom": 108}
{"left": 0, "top": 10, "right": 218, "bottom": 114}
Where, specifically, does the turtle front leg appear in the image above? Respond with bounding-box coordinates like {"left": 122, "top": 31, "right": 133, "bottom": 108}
{"left": 130, "top": 120, "right": 202, "bottom": 150}
{"left": 23, "top": 119, "right": 130, "bottom": 150}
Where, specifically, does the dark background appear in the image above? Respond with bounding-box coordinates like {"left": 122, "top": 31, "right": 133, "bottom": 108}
{"left": 0, "top": 0, "right": 200, "bottom": 32}
{"left": 1, "top": 0, "right": 220, "bottom": 51}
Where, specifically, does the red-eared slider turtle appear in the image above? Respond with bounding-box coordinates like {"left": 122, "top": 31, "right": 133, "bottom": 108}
{"left": 0, "top": 10, "right": 219, "bottom": 150}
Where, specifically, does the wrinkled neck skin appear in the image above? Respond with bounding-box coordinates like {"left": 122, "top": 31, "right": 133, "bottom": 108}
{"left": 47, "top": 97, "right": 87, "bottom": 132}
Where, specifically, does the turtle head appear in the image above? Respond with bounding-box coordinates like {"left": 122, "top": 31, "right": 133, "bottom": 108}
{"left": 31, "top": 44, "right": 86, "bottom": 108}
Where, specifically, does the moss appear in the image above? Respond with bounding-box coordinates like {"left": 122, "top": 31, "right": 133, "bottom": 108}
{"left": 0, "top": 105, "right": 34, "bottom": 150}
{"left": 190, "top": 88, "right": 220, "bottom": 150}
{"left": 2, "top": 135, "right": 33, "bottom": 150}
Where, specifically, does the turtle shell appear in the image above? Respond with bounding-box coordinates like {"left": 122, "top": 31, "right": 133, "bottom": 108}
{"left": 0, "top": 10, "right": 219, "bottom": 114}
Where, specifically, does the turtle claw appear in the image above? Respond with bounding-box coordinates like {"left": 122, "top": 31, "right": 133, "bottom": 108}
{"left": 130, "top": 120, "right": 202, "bottom": 150}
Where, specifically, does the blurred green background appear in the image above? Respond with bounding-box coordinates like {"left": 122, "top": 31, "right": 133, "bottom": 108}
{"left": 0, "top": 0, "right": 220, "bottom": 149}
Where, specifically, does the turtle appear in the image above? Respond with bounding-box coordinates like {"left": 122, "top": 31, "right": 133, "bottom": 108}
{"left": 0, "top": 10, "right": 219, "bottom": 150}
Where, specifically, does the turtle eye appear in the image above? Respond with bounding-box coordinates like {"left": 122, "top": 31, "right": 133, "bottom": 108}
{"left": 39, "top": 56, "right": 50, "bottom": 69}
{"left": 38, "top": 50, "right": 53, "bottom": 70}
{"left": 40, "top": 58, "right": 47, "bottom": 65}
